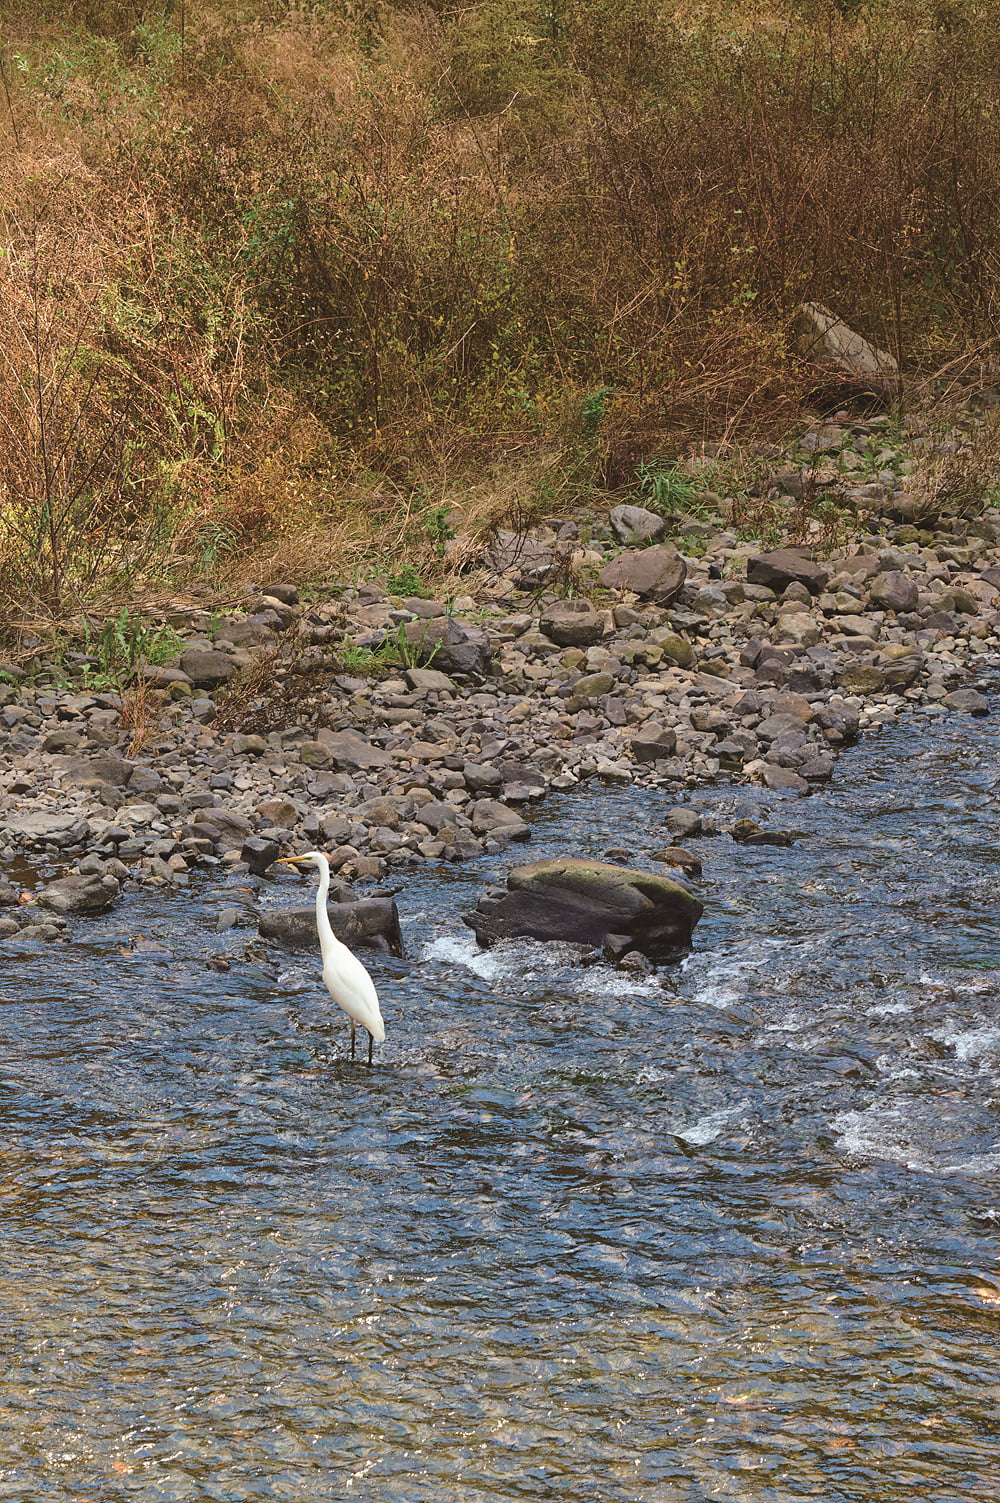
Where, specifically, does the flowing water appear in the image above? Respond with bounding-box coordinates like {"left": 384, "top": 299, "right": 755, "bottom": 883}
{"left": 2, "top": 698, "right": 1000, "bottom": 1501}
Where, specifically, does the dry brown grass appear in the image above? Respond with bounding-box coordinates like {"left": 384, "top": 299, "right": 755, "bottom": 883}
{"left": 4, "top": 0, "right": 1000, "bottom": 623}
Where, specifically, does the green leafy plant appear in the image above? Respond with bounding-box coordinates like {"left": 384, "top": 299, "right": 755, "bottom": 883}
{"left": 386, "top": 563, "right": 426, "bottom": 597}
{"left": 635, "top": 459, "right": 702, "bottom": 512}
{"left": 422, "top": 506, "right": 455, "bottom": 559}
{"left": 78, "top": 608, "right": 183, "bottom": 689}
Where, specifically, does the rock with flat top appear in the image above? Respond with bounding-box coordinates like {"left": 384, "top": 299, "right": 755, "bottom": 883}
{"left": 36, "top": 872, "right": 119, "bottom": 915}
{"left": 463, "top": 855, "right": 703, "bottom": 962}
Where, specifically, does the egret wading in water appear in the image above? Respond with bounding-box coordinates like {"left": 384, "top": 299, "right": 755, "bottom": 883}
{"left": 276, "top": 851, "right": 385, "bottom": 1064}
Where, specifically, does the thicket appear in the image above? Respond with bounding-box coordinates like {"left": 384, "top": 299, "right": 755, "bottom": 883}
{"left": 2, "top": 0, "right": 1000, "bottom": 615}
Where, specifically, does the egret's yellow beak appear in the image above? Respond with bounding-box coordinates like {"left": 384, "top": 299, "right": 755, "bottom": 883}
{"left": 276, "top": 855, "right": 307, "bottom": 866}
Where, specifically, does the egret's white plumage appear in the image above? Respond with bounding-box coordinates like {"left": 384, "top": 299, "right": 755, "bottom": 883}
{"left": 276, "top": 850, "right": 385, "bottom": 1063}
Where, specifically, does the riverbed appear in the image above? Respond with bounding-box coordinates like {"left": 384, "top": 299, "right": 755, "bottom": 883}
{"left": 1, "top": 697, "right": 999, "bottom": 1500}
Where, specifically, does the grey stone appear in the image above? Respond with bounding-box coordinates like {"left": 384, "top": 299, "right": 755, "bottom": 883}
{"left": 654, "top": 633, "right": 696, "bottom": 669}
{"left": 463, "top": 763, "right": 503, "bottom": 793}
{"left": 600, "top": 545, "right": 686, "bottom": 604}
{"left": 42, "top": 730, "right": 82, "bottom": 753}
{"left": 7, "top": 811, "right": 91, "bottom": 846}
{"left": 869, "top": 571, "right": 918, "bottom": 612}
{"left": 941, "top": 688, "right": 989, "bottom": 715}
{"left": 468, "top": 799, "right": 531, "bottom": 840}
{"left": 663, "top": 807, "right": 703, "bottom": 839}
{"left": 631, "top": 723, "right": 677, "bottom": 763}
{"left": 836, "top": 663, "right": 888, "bottom": 694}
{"left": 609, "top": 504, "right": 666, "bottom": 545}
{"left": 762, "top": 766, "right": 810, "bottom": 793}
{"left": 486, "top": 531, "right": 556, "bottom": 584}
{"left": 792, "top": 301, "right": 899, "bottom": 403}
{"left": 405, "top": 667, "right": 457, "bottom": 694}
{"left": 36, "top": 872, "right": 119, "bottom": 915}
{"left": 194, "top": 807, "right": 253, "bottom": 842}
{"left": 231, "top": 733, "right": 268, "bottom": 756}
{"left": 400, "top": 617, "right": 492, "bottom": 677}
{"left": 242, "top": 836, "right": 281, "bottom": 874}
{"left": 567, "top": 672, "right": 616, "bottom": 709}
{"left": 179, "top": 648, "right": 239, "bottom": 688}
{"left": 747, "top": 549, "right": 829, "bottom": 595}
{"left": 298, "top": 741, "right": 332, "bottom": 768}
{"left": 259, "top": 897, "right": 403, "bottom": 955}
{"left": 539, "top": 600, "right": 605, "bottom": 647}
{"left": 315, "top": 728, "right": 393, "bottom": 769}
{"left": 59, "top": 754, "right": 133, "bottom": 790}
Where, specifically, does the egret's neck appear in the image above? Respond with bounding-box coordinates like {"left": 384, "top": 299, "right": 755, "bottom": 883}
{"left": 314, "top": 857, "right": 331, "bottom": 927}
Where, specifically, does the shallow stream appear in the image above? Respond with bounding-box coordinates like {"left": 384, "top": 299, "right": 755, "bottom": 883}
{"left": 2, "top": 698, "right": 1000, "bottom": 1500}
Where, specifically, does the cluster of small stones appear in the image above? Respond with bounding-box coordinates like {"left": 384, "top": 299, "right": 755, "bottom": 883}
{"left": 1, "top": 419, "right": 998, "bottom": 942}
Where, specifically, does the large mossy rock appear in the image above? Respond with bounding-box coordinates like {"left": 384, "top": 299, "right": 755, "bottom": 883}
{"left": 259, "top": 898, "right": 404, "bottom": 956}
{"left": 462, "top": 856, "right": 703, "bottom": 962}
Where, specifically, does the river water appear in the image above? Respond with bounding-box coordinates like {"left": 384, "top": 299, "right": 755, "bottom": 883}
{"left": 2, "top": 695, "right": 1000, "bottom": 1501}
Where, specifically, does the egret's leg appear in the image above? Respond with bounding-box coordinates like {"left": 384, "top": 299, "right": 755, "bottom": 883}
{"left": 367, "top": 1030, "right": 373, "bottom": 1067}
{"left": 350, "top": 1018, "right": 356, "bottom": 1060}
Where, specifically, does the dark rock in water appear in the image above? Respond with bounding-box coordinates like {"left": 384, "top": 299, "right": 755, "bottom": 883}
{"left": 259, "top": 898, "right": 404, "bottom": 956}
{"left": 650, "top": 846, "right": 703, "bottom": 877}
{"left": 36, "top": 872, "right": 120, "bottom": 915}
{"left": 941, "top": 688, "right": 989, "bottom": 716}
{"left": 462, "top": 856, "right": 703, "bottom": 962}
{"left": 729, "top": 819, "right": 795, "bottom": 847}
{"left": 646, "top": 847, "right": 700, "bottom": 877}
{"left": 241, "top": 836, "right": 280, "bottom": 875}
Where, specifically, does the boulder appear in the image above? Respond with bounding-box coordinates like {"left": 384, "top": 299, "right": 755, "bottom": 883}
{"left": 315, "top": 728, "right": 393, "bottom": 770}
{"left": 400, "top": 617, "right": 492, "bottom": 677}
{"left": 747, "top": 549, "right": 829, "bottom": 595}
{"left": 599, "top": 545, "right": 686, "bottom": 604}
{"left": 869, "top": 571, "right": 918, "bottom": 612}
{"left": 6, "top": 810, "right": 91, "bottom": 846}
{"left": 404, "top": 667, "right": 456, "bottom": 694}
{"left": 241, "top": 836, "right": 281, "bottom": 875}
{"left": 941, "top": 688, "right": 989, "bottom": 715}
{"left": 462, "top": 855, "right": 703, "bottom": 961}
{"left": 792, "top": 301, "right": 899, "bottom": 405}
{"left": 630, "top": 722, "right": 677, "bottom": 763}
{"left": 36, "top": 872, "right": 119, "bottom": 915}
{"left": 59, "top": 754, "right": 133, "bottom": 790}
{"left": 258, "top": 898, "right": 404, "bottom": 955}
{"left": 178, "top": 647, "right": 239, "bottom": 688}
{"left": 609, "top": 504, "right": 666, "bottom": 546}
{"left": 539, "top": 600, "right": 605, "bottom": 647}
{"left": 775, "top": 611, "right": 821, "bottom": 647}
{"left": 486, "top": 530, "right": 556, "bottom": 585}
{"left": 836, "top": 663, "right": 887, "bottom": 694}
{"left": 192, "top": 807, "right": 253, "bottom": 843}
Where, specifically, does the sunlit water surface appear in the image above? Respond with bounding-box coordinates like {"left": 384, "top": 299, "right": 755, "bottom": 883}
{"left": 2, "top": 702, "right": 1000, "bottom": 1501}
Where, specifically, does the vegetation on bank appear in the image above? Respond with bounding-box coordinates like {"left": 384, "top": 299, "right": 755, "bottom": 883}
{"left": 2, "top": 0, "right": 1000, "bottom": 621}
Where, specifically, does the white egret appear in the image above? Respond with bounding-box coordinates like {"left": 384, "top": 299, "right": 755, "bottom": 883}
{"left": 276, "top": 851, "right": 385, "bottom": 1064}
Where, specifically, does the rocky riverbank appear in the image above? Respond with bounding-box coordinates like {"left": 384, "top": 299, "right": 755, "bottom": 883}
{"left": 2, "top": 420, "right": 999, "bottom": 945}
